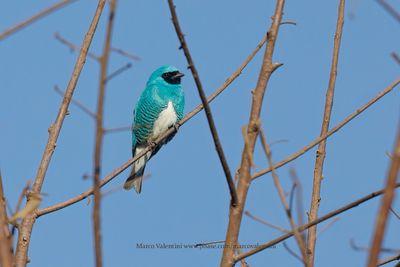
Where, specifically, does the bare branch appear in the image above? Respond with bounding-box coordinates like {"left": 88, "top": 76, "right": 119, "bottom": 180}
{"left": 244, "top": 211, "right": 289, "bottom": 233}
{"left": 317, "top": 217, "right": 340, "bottom": 237}
{"left": 92, "top": 0, "right": 117, "bottom": 266}
{"left": 104, "top": 126, "right": 131, "bottom": 134}
{"left": 54, "top": 32, "right": 101, "bottom": 61}
{"left": 105, "top": 63, "right": 132, "bottom": 83}
{"left": 14, "top": 1, "right": 107, "bottom": 265}
{"left": 390, "top": 207, "right": 400, "bottom": 220}
{"left": 376, "top": 0, "right": 400, "bottom": 23}
{"left": 36, "top": 32, "right": 268, "bottom": 216}
{"left": 391, "top": 52, "right": 400, "bottom": 65}
{"left": 252, "top": 78, "right": 400, "bottom": 180}
{"left": 167, "top": 0, "right": 238, "bottom": 207}
{"left": 0, "top": 172, "right": 13, "bottom": 267}
{"left": 307, "top": 1, "right": 345, "bottom": 265}
{"left": 110, "top": 47, "right": 141, "bottom": 61}
{"left": 54, "top": 85, "right": 97, "bottom": 119}
{"left": 0, "top": 0, "right": 77, "bottom": 41}
{"left": 235, "top": 183, "right": 400, "bottom": 263}
{"left": 259, "top": 130, "right": 308, "bottom": 265}
{"left": 283, "top": 242, "right": 304, "bottom": 263}
{"left": 367, "top": 129, "right": 400, "bottom": 266}
{"left": 378, "top": 253, "right": 400, "bottom": 266}
{"left": 220, "top": 0, "right": 286, "bottom": 265}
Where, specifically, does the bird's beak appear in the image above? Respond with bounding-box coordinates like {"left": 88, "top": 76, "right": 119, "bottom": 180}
{"left": 172, "top": 72, "right": 184, "bottom": 79}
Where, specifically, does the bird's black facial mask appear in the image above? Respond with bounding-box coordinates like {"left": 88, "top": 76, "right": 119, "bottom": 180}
{"left": 162, "top": 71, "right": 184, "bottom": 85}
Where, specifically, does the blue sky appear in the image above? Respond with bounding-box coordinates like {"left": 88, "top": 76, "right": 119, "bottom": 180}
{"left": 1, "top": 0, "right": 399, "bottom": 266}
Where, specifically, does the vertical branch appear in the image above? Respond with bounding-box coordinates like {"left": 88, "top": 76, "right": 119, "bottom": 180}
{"left": 220, "top": 0, "right": 285, "bottom": 266}
{"left": 367, "top": 129, "right": 400, "bottom": 266}
{"left": 259, "top": 131, "right": 308, "bottom": 266}
{"left": 14, "top": 1, "right": 107, "bottom": 266}
{"left": 93, "top": 1, "right": 117, "bottom": 267}
{"left": 0, "top": 173, "right": 13, "bottom": 267}
{"left": 167, "top": 0, "right": 238, "bottom": 206}
{"left": 0, "top": 0, "right": 77, "bottom": 41}
{"left": 306, "top": 0, "right": 345, "bottom": 265}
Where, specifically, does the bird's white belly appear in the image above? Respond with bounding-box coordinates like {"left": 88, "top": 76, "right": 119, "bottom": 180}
{"left": 152, "top": 101, "right": 177, "bottom": 139}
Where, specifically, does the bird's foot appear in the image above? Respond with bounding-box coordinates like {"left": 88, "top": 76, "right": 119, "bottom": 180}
{"left": 170, "top": 122, "right": 181, "bottom": 132}
{"left": 148, "top": 140, "right": 158, "bottom": 149}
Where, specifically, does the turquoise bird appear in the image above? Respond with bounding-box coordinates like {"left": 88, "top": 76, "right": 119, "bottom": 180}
{"left": 124, "top": 65, "right": 185, "bottom": 193}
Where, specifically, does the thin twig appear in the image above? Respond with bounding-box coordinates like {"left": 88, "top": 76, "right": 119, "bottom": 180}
{"left": 244, "top": 211, "right": 289, "bottom": 233}
{"left": 54, "top": 32, "right": 100, "bottom": 61}
{"left": 289, "top": 169, "right": 306, "bottom": 233}
{"left": 367, "top": 129, "right": 400, "bottom": 267}
{"left": 54, "top": 85, "right": 97, "bottom": 119}
{"left": 37, "top": 32, "right": 269, "bottom": 217}
{"left": 110, "top": 47, "right": 141, "bottom": 61}
{"left": 283, "top": 242, "right": 304, "bottom": 263}
{"left": 104, "top": 126, "right": 131, "bottom": 134}
{"left": 376, "top": 0, "right": 400, "bottom": 23}
{"left": 259, "top": 130, "right": 308, "bottom": 266}
{"left": 220, "top": 1, "right": 285, "bottom": 265}
{"left": 0, "top": 172, "right": 13, "bottom": 267}
{"left": 252, "top": 78, "right": 400, "bottom": 180}
{"left": 92, "top": 0, "right": 117, "bottom": 266}
{"left": 378, "top": 253, "right": 400, "bottom": 266}
{"left": 14, "top": 1, "right": 107, "bottom": 266}
{"left": 316, "top": 218, "right": 339, "bottom": 237}
{"left": 390, "top": 207, "right": 400, "bottom": 220}
{"left": 167, "top": 0, "right": 238, "bottom": 207}
{"left": 235, "top": 183, "right": 400, "bottom": 263}
{"left": 55, "top": 32, "right": 140, "bottom": 62}
{"left": 350, "top": 239, "right": 399, "bottom": 254}
{"left": 0, "top": 0, "right": 77, "bottom": 41}
{"left": 307, "top": 1, "right": 345, "bottom": 265}
{"left": 105, "top": 63, "right": 132, "bottom": 83}
{"left": 391, "top": 52, "right": 400, "bottom": 65}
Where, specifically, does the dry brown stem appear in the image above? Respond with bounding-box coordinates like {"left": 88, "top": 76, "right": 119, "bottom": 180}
{"left": 167, "top": 0, "right": 238, "bottom": 206}
{"left": 0, "top": 0, "right": 77, "bottom": 41}
{"left": 307, "top": 0, "right": 345, "bottom": 265}
{"left": 367, "top": 129, "right": 400, "bottom": 266}
{"left": 259, "top": 130, "right": 308, "bottom": 265}
{"left": 220, "top": 0, "right": 285, "bottom": 265}
{"left": 92, "top": 1, "right": 117, "bottom": 266}
{"left": 0, "top": 173, "right": 13, "bottom": 267}
{"left": 14, "top": 1, "right": 106, "bottom": 266}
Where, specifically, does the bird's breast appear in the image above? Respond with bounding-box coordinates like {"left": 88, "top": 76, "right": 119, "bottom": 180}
{"left": 152, "top": 101, "right": 177, "bottom": 139}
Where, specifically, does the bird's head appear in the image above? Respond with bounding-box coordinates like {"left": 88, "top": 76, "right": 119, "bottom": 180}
{"left": 147, "top": 65, "right": 184, "bottom": 86}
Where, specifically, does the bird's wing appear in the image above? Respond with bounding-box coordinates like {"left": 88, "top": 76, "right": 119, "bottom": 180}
{"left": 133, "top": 84, "right": 167, "bottom": 145}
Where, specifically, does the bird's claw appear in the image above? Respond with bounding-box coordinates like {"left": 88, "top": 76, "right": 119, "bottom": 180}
{"left": 148, "top": 140, "right": 158, "bottom": 149}
{"left": 171, "top": 122, "right": 180, "bottom": 132}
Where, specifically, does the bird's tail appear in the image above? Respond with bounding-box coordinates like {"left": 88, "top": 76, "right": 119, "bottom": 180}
{"left": 124, "top": 146, "right": 151, "bottom": 193}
